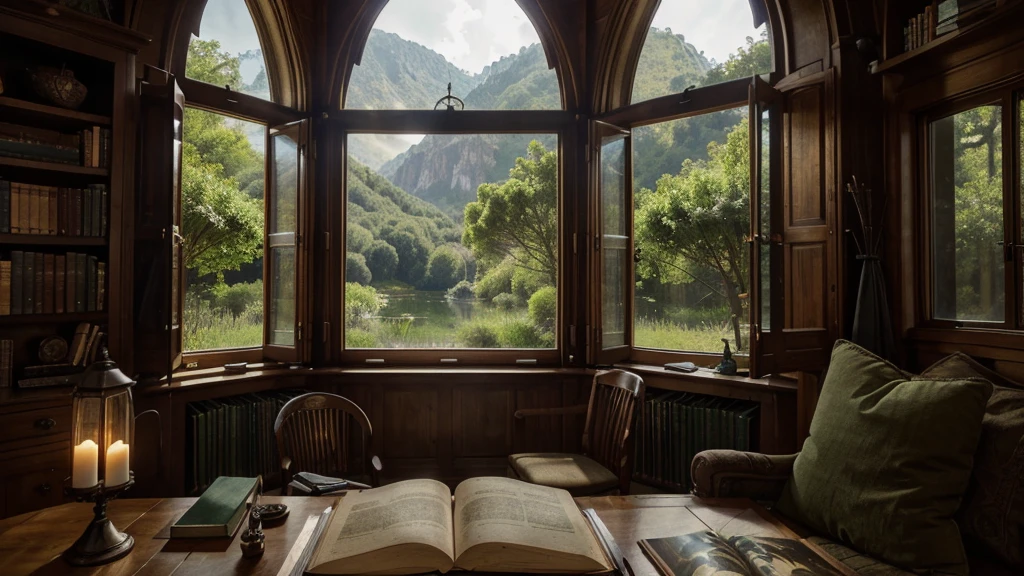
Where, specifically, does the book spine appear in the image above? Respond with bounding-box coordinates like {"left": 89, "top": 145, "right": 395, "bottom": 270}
{"left": 11, "top": 251, "right": 22, "bottom": 315}
{"left": 33, "top": 252, "right": 43, "bottom": 314}
{"left": 56, "top": 254, "right": 65, "bottom": 314}
{"left": 99, "top": 185, "right": 108, "bottom": 236}
{"left": 10, "top": 182, "right": 20, "bottom": 234}
{"left": 75, "top": 252, "right": 86, "bottom": 313}
{"left": 40, "top": 186, "right": 49, "bottom": 235}
{"left": 91, "top": 185, "right": 101, "bottom": 238}
{"left": 58, "top": 188, "right": 66, "bottom": 235}
{"left": 24, "top": 251, "right": 34, "bottom": 314}
{"left": 0, "top": 179, "right": 9, "bottom": 234}
{"left": 29, "top": 185, "right": 40, "bottom": 234}
{"left": 0, "top": 340, "right": 11, "bottom": 388}
{"left": 97, "top": 261, "right": 105, "bottom": 312}
{"left": 83, "top": 187, "right": 93, "bottom": 237}
{"left": 87, "top": 256, "right": 97, "bottom": 312}
{"left": 91, "top": 127, "right": 101, "bottom": 168}
{"left": 43, "top": 253, "right": 54, "bottom": 314}
{"left": 0, "top": 260, "right": 10, "bottom": 316}
{"left": 48, "top": 187, "right": 57, "bottom": 235}
{"left": 73, "top": 188, "right": 82, "bottom": 237}
{"left": 18, "top": 183, "right": 29, "bottom": 235}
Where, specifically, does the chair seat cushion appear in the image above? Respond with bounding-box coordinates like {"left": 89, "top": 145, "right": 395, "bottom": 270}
{"left": 508, "top": 453, "right": 619, "bottom": 496}
{"left": 922, "top": 353, "right": 1024, "bottom": 569}
{"left": 775, "top": 340, "right": 993, "bottom": 576}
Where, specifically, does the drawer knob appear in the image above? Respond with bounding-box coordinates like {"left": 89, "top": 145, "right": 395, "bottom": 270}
{"left": 35, "top": 418, "right": 57, "bottom": 430}
{"left": 38, "top": 483, "right": 52, "bottom": 494}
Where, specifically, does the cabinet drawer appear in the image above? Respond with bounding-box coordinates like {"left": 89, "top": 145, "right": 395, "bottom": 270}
{"left": 4, "top": 449, "right": 70, "bottom": 517}
{"left": 0, "top": 405, "right": 72, "bottom": 444}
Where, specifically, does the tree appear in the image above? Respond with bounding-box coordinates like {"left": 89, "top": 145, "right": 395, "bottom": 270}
{"left": 424, "top": 245, "right": 467, "bottom": 290}
{"left": 463, "top": 141, "right": 558, "bottom": 286}
{"left": 635, "top": 118, "right": 751, "bottom": 348}
{"left": 346, "top": 252, "right": 373, "bottom": 285}
{"left": 366, "top": 240, "right": 399, "bottom": 281}
{"left": 702, "top": 31, "right": 772, "bottom": 86}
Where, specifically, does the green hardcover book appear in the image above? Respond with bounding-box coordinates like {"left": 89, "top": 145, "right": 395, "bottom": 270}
{"left": 692, "top": 397, "right": 708, "bottom": 458}
{"left": 186, "top": 404, "right": 200, "bottom": 493}
{"left": 170, "top": 476, "right": 258, "bottom": 538}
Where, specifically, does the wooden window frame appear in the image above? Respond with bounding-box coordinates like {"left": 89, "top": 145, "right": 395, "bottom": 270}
{"left": 176, "top": 79, "right": 306, "bottom": 372}
{"left": 333, "top": 110, "right": 575, "bottom": 367}
{"left": 916, "top": 86, "right": 1023, "bottom": 333}
{"left": 591, "top": 77, "right": 779, "bottom": 372}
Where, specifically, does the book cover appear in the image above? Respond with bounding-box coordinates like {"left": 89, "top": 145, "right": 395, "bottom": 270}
{"left": 33, "top": 252, "right": 43, "bottom": 313}
{"left": 19, "top": 183, "right": 30, "bottom": 235}
{"left": 83, "top": 187, "right": 93, "bottom": 237}
{"left": 99, "top": 185, "right": 108, "bottom": 236}
{"left": 0, "top": 179, "right": 9, "bottom": 234}
{"left": 91, "top": 185, "right": 101, "bottom": 238}
{"left": 640, "top": 532, "right": 850, "bottom": 576}
{"left": 97, "top": 262, "right": 105, "bottom": 312}
{"left": 170, "top": 476, "right": 258, "bottom": 538}
{"left": 55, "top": 255, "right": 65, "bottom": 314}
{"left": 43, "top": 254, "right": 54, "bottom": 314}
{"left": 65, "top": 252, "right": 76, "bottom": 313}
{"left": 0, "top": 260, "right": 10, "bottom": 316}
{"left": 11, "top": 251, "right": 23, "bottom": 315}
{"left": 75, "top": 252, "right": 86, "bottom": 313}
{"left": 40, "top": 187, "right": 49, "bottom": 235}
{"left": 47, "top": 187, "right": 57, "bottom": 235}
{"left": 86, "top": 256, "right": 97, "bottom": 312}
{"left": 70, "top": 322, "right": 91, "bottom": 365}
{"left": 73, "top": 189, "right": 82, "bottom": 236}
{"left": 29, "top": 185, "right": 40, "bottom": 234}
{"left": 10, "top": 182, "right": 20, "bottom": 233}
{"left": 91, "top": 126, "right": 101, "bottom": 169}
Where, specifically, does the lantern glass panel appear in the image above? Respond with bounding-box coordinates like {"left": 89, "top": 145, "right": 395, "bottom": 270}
{"left": 71, "top": 395, "right": 102, "bottom": 489}
{"left": 103, "top": 390, "right": 134, "bottom": 487}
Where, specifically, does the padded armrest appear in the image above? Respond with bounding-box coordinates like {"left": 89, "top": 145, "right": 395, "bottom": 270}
{"left": 690, "top": 450, "right": 798, "bottom": 501}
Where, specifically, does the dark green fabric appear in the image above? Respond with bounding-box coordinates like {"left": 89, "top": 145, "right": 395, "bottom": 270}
{"left": 776, "top": 340, "right": 992, "bottom": 576}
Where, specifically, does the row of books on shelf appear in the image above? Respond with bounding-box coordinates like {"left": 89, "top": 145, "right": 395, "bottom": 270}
{"left": 0, "top": 251, "right": 105, "bottom": 316}
{"left": 903, "top": 1, "right": 1000, "bottom": 53}
{"left": 633, "top": 391, "right": 758, "bottom": 491}
{"left": 11, "top": 323, "right": 108, "bottom": 389}
{"left": 0, "top": 340, "right": 11, "bottom": 388}
{"left": 186, "top": 389, "right": 308, "bottom": 494}
{"left": 0, "top": 180, "right": 107, "bottom": 236}
{"left": 0, "top": 122, "right": 111, "bottom": 168}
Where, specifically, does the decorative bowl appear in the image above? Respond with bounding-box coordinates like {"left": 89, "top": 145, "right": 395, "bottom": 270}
{"left": 30, "top": 66, "right": 88, "bottom": 110}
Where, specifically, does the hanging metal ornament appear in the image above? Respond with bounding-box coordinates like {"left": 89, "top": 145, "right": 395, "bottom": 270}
{"left": 434, "top": 82, "right": 465, "bottom": 111}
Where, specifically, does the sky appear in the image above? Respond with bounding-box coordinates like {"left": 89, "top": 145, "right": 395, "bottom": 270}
{"left": 197, "top": 0, "right": 767, "bottom": 79}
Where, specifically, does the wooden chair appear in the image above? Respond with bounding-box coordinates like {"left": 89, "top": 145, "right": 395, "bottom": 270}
{"left": 274, "top": 392, "right": 381, "bottom": 492}
{"left": 508, "top": 369, "right": 645, "bottom": 496}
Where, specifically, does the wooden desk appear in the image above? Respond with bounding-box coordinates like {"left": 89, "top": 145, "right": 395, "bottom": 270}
{"left": 0, "top": 495, "right": 794, "bottom": 576}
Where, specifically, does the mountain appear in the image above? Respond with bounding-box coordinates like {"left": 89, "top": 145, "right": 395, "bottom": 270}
{"left": 347, "top": 29, "right": 480, "bottom": 111}
{"left": 631, "top": 28, "right": 713, "bottom": 103}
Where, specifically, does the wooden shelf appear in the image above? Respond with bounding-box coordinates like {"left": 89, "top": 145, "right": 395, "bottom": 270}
{"left": 0, "top": 234, "right": 106, "bottom": 246}
{"left": 0, "top": 311, "right": 106, "bottom": 325}
{"left": 0, "top": 156, "right": 107, "bottom": 178}
{"left": 0, "top": 96, "right": 111, "bottom": 128}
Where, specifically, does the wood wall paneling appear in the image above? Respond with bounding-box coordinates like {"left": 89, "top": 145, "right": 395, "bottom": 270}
{"left": 382, "top": 388, "right": 438, "bottom": 459}
{"left": 452, "top": 386, "right": 512, "bottom": 458}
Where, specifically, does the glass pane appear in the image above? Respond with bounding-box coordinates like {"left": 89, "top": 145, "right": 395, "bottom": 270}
{"left": 345, "top": 0, "right": 560, "bottom": 110}
{"left": 633, "top": 107, "right": 751, "bottom": 354}
{"left": 186, "top": 0, "right": 271, "bottom": 101}
{"left": 182, "top": 108, "right": 265, "bottom": 352}
{"left": 930, "top": 105, "right": 1004, "bottom": 323}
{"left": 632, "top": 2, "right": 770, "bottom": 104}
{"left": 601, "top": 134, "right": 628, "bottom": 349}
{"left": 269, "top": 246, "right": 296, "bottom": 346}
{"left": 760, "top": 108, "right": 771, "bottom": 331}
{"left": 345, "top": 134, "right": 558, "bottom": 349}
{"left": 271, "top": 132, "right": 298, "bottom": 233}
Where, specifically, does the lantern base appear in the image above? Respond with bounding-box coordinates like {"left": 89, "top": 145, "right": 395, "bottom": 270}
{"left": 62, "top": 521, "right": 134, "bottom": 566}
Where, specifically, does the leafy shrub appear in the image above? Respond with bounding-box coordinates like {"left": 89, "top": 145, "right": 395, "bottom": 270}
{"left": 382, "top": 226, "right": 432, "bottom": 286}
{"left": 492, "top": 292, "right": 519, "bottom": 310}
{"left": 423, "top": 245, "right": 466, "bottom": 289}
{"left": 347, "top": 224, "right": 374, "bottom": 255}
{"left": 345, "top": 282, "right": 385, "bottom": 326}
{"left": 528, "top": 286, "right": 557, "bottom": 329}
{"left": 346, "top": 252, "right": 373, "bottom": 285}
{"left": 457, "top": 322, "right": 500, "bottom": 348}
{"left": 345, "top": 328, "right": 378, "bottom": 348}
{"left": 498, "top": 319, "right": 546, "bottom": 348}
{"left": 212, "top": 280, "right": 262, "bottom": 318}
{"left": 366, "top": 240, "right": 399, "bottom": 281}
{"left": 474, "top": 257, "right": 515, "bottom": 299}
{"left": 446, "top": 280, "right": 475, "bottom": 300}
{"left": 512, "top": 266, "right": 546, "bottom": 301}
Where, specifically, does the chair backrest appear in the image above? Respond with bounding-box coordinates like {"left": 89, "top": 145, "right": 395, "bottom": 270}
{"left": 274, "top": 392, "right": 377, "bottom": 486}
{"left": 581, "top": 369, "right": 645, "bottom": 491}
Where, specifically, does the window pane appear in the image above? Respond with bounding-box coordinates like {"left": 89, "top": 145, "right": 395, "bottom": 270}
{"left": 345, "top": 0, "right": 560, "bottom": 110}
{"left": 269, "top": 246, "right": 296, "bottom": 346}
{"left": 930, "top": 105, "right": 1004, "bottom": 323}
{"left": 634, "top": 107, "right": 751, "bottom": 354}
{"left": 182, "top": 108, "right": 266, "bottom": 351}
{"left": 760, "top": 108, "right": 771, "bottom": 331}
{"left": 345, "top": 134, "right": 558, "bottom": 349}
{"left": 271, "top": 133, "right": 297, "bottom": 233}
{"left": 186, "top": 0, "right": 271, "bottom": 101}
{"left": 632, "top": 2, "right": 770, "bottom": 104}
{"left": 601, "top": 135, "right": 628, "bottom": 348}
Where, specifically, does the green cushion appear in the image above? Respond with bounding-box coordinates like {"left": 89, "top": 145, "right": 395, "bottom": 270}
{"left": 775, "top": 340, "right": 992, "bottom": 576}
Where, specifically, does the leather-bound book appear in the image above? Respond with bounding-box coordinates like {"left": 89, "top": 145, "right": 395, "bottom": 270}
{"left": 0, "top": 260, "right": 10, "bottom": 315}
{"left": 43, "top": 254, "right": 54, "bottom": 314}
{"left": 24, "top": 251, "right": 35, "bottom": 314}
{"left": 65, "top": 252, "right": 75, "bottom": 313}
{"left": 170, "top": 476, "right": 259, "bottom": 539}
{"left": 48, "top": 187, "right": 57, "bottom": 235}
{"left": 10, "top": 182, "right": 20, "bottom": 233}
{"left": 55, "top": 254, "right": 65, "bottom": 314}
{"left": 11, "top": 251, "right": 22, "bottom": 315}
{"left": 33, "top": 252, "right": 43, "bottom": 313}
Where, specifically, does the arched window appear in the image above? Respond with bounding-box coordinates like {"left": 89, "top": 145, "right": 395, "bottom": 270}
{"left": 631, "top": 0, "right": 770, "bottom": 104}
{"left": 186, "top": 0, "right": 272, "bottom": 101}
{"left": 345, "top": 0, "right": 560, "bottom": 110}
{"left": 176, "top": 0, "right": 306, "bottom": 368}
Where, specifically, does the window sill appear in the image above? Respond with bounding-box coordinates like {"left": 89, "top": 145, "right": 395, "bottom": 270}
{"left": 136, "top": 363, "right": 307, "bottom": 396}
{"left": 614, "top": 362, "right": 798, "bottom": 395}
{"left": 909, "top": 326, "right": 1024, "bottom": 360}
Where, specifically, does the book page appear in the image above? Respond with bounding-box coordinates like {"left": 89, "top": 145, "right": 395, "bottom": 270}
{"left": 452, "top": 477, "right": 609, "bottom": 572}
{"left": 308, "top": 479, "right": 455, "bottom": 574}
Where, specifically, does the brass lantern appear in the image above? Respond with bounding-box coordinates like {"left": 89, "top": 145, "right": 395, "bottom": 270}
{"left": 64, "top": 348, "right": 136, "bottom": 566}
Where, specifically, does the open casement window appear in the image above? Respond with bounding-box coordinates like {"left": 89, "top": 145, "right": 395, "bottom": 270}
{"left": 592, "top": 121, "right": 632, "bottom": 365}
{"left": 134, "top": 67, "right": 185, "bottom": 380}
{"left": 264, "top": 120, "right": 311, "bottom": 362}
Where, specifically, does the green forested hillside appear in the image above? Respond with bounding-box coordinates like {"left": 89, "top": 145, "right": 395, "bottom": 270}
{"left": 631, "top": 27, "right": 712, "bottom": 103}
{"left": 463, "top": 43, "right": 560, "bottom": 110}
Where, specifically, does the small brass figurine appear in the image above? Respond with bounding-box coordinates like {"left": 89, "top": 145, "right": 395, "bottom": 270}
{"left": 715, "top": 339, "right": 737, "bottom": 375}
{"left": 240, "top": 508, "right": 265, "bottom": 558}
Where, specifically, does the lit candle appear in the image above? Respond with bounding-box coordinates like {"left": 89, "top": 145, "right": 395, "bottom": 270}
{"left": 105, "top": 440, "right": 130, "bottom": 486}
{"left": 72, "top": 439, "right": 99, "bottom": 488}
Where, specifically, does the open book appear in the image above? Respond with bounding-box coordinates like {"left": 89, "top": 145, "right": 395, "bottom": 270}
{"left": 639, "top": 531, "right": 855, "bottom": 576}
{"left": 306, "top": 477, "right": 613, "bottom": 575}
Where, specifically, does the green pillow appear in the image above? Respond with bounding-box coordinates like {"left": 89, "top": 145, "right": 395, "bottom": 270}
{"left": 775, "top": 340, "right": 992, "bottom": 575}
